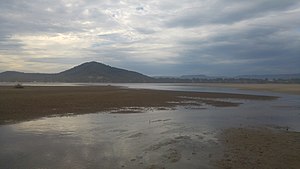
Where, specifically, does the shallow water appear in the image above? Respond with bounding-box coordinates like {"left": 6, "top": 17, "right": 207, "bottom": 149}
{"left": 0, "top": 84, "right": 299, "bottom": 169}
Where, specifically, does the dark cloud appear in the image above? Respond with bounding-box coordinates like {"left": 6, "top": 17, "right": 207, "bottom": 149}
{"left": 136, "top": 6, "right": 144, "bottom": 11}
{"left": 166, "top": 0, "right": 299, "bottom": 28}
{"left": 0, "top": 36, "right": 23, "bottom": 51}
{"left": 0, "top": 0, "right": 300, "bottom": 75}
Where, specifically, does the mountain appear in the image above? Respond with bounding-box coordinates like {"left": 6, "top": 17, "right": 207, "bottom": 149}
{"left": 0, "top": 71, "right": 53, "bottom": 82}
{"left": 1, "top": 63, "right": 299, "bottom": 83}
{"left": 0, "top": 62, "right": 153, "bottom": 83}
{"left": 56, "top": 62, "right": 153, "bottom": 82}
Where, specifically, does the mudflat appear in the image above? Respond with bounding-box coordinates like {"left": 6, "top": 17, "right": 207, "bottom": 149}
{"left": 216, "top": 128, "right": 300, "bottom": 169}
{"left": 0, "top": 85, "right": 276, "bottom": 124}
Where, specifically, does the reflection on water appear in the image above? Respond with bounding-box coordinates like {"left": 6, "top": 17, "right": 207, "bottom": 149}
{"left": 0, "top": 84, "right": 300, "bottom": 169}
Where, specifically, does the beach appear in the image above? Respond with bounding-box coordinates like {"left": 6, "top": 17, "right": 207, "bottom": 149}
{"left": 0, "top": 84, "right": 299, "bottom": 169}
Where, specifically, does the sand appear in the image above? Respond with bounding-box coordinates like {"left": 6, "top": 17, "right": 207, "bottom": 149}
{"left": 216, "top": 128, "right": 300, "bottom": 169}
{"left": 0, "top": 85, "right": 276, "bottom": 124}
{"left": 1, "top": 85, "right": 299, "bottom": 169}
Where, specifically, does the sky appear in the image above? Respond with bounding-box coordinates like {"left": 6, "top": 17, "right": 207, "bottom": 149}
{"left": 0, "top": 0, "right": 300, "bottom": 76}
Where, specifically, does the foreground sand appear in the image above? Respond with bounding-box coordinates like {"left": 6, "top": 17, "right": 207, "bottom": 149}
{"left": 0, "top": 85, "right": 276, "bottom": 124}
{"left": 216, "top": 128, "right": 300, "bottom": 169}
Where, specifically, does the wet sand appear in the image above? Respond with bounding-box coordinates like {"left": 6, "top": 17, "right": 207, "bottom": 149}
{"left": 0, "top": 85, "right": 276, "bottom": 124}
{"left": 216, "top": 128, "right": 300, "bottom": 169}
{"left": 189, "top": 83, "right": 300, "bottom": 95}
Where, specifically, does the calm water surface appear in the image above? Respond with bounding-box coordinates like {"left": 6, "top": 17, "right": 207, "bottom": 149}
{"left": 0, "top": 83, "right": 299, "bottom": 169}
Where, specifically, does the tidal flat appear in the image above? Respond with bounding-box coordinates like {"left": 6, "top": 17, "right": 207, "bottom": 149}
{"left": 0, "top": 84, "right": 299, "bottom": 169}
{"left": 0, "top": 85, "right": 276, "bottom": 124}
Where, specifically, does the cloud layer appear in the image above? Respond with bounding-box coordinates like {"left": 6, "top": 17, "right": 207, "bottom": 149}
{"left": 1, "top": 0, "right": 300, "bottom": 76}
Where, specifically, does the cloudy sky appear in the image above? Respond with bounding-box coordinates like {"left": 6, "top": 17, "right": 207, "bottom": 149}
{"left": 1, "top": 0, "right": 300, "bottom": 76}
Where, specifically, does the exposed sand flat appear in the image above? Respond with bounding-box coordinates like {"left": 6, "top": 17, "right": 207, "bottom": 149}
{"left": 216, "top": 128, "right": 300, "bottom": 169}
{"left": 0, "top": 86, "right": 276, "bottom": 124}
{"left": 188, "top": 83, "right": 300, "bottom": 95}
{"left": 1, "top": 85, "right": 299, "bottom": 169}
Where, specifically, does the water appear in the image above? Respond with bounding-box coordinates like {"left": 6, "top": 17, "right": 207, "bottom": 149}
{"left": 0, "top": 83, "right": 299, "bottom": 169}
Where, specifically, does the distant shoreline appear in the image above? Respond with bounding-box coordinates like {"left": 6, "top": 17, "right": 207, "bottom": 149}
{"left": 178, "top": 83, "right": 300, "bottom": 95}
{"left": 1, "top": 82, "right": 299, "bottom": 95}
{"left": 0, "top": 85, "right": 277, "bottom": 125}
